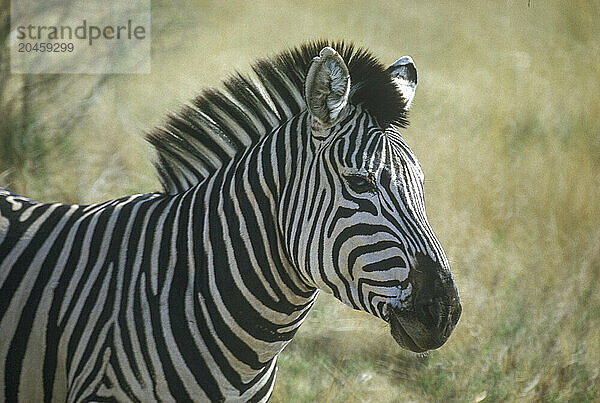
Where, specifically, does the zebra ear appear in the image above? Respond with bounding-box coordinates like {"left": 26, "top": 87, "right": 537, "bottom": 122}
{"left": 388, "top": 56, "right": 417, "bottom": 109}
{"left": 305, "top": 47, "right": 351, "bottom": 134}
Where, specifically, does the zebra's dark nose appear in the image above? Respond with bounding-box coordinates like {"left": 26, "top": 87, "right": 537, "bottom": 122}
{"left": 388, "top": 253, "right": 461, "bottom": 352}
{"left": 411, "top": 253, "right": 461, "bottom": 346}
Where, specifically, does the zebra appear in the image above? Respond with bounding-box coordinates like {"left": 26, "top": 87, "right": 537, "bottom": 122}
{"left": 0, "top": 41, "right": 461, "bottom": 402}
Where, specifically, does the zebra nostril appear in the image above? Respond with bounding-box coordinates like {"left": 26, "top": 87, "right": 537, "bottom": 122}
{"left": 416, "top": 298, "right": 450, "bottom": 333}
{"left": 417, "top": 299, "right": 438, "bottom": 327}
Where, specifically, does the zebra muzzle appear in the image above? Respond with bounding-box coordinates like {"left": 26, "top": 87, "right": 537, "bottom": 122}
{"left": 386, "top": 254, "right": 461, "bottom": 352}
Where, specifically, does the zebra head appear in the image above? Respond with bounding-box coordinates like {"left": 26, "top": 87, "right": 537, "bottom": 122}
{"left": 295, "top": 47, "right": 461, "bottom": 352}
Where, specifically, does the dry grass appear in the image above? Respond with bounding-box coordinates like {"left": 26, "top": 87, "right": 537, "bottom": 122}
{"left": 2, "top": 0, "right": 599, "bottom": 401}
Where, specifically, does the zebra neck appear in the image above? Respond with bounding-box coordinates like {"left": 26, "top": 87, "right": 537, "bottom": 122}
{"left": 188, "top": 121, "right": 318, "bottom": 380}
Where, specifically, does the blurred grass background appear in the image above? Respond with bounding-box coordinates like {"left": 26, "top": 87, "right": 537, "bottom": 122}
{"left": 1, "top": 0, "right": 599, "bottom": 401}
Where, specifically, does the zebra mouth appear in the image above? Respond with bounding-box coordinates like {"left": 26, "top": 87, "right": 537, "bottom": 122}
{"left": 386, "top": 304, "right": 428, "bottom": 353}
{"left": 386, "top": 301, "right": 454, "bottom": 353}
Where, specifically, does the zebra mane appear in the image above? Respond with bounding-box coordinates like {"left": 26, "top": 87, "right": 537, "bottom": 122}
{"left": 147, "top": 40, "right": 408, "bottom": 194}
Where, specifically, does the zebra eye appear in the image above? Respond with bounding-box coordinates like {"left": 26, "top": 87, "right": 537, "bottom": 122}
{"left": 344, "top": 174, "right": 377, "bottom": 194}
